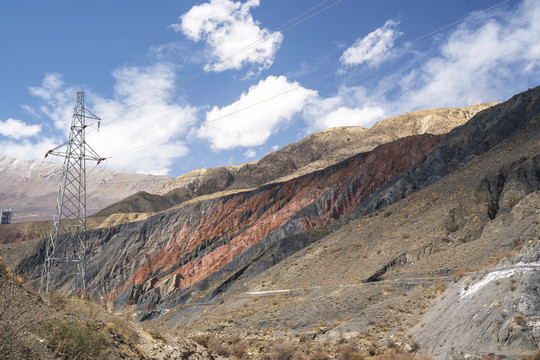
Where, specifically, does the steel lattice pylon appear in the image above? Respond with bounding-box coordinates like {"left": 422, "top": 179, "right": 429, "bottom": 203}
{"left": 41, "top": 92, "right": 105, "bottom": 293}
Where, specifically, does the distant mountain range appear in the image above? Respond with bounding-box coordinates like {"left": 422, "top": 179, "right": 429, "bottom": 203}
{"left": 0, "top": 157, "right": 169, "bottom": 223}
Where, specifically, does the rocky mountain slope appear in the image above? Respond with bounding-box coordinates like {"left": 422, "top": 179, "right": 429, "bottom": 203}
{"left": 9, "top": 87, "right": 540, "bottom": 359}
{"left": 151, "top": 86, "right": 539, "bottom": 358}
{"left": 24, "top": 134, "right": 441, "bottom": 304}
{"left": 0, "top": 104, "right": 493, "bottom": 244}
{"left": 0, "top": 156, "right": 169, "bottom": 223}
{"left": 154, "top": 103, "right": 496, "bottom": 197}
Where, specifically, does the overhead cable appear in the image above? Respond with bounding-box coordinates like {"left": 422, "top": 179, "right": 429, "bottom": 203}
{"left": 107, "top": 0, "right": 512, "bottom": 161}
{"left": 94, "top": 0, "right": 344, "bottom": 129}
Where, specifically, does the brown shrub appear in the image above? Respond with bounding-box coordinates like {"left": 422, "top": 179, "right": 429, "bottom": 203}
{"left": 431, "top": 276, "right": 447, "bottom": 294}
{"left": 208, "top": 337, "right": 230, "bottom": 357}
{"left": 266, "top": 341, "right": 296, "bottom": 360}
{"left": 338, "top": 345, "right": 365, "bottom": 360}
{"left": 0, "top": 265, "right": 45, "bottom": 359}
{"left": 192, "top": 334, "right": 209, "bottom": 347}
{"left": 230, "top": 341, "right": 248, "bottom": 359}
{"left": 107, "top": 314, "right": 140, "bottom": 342}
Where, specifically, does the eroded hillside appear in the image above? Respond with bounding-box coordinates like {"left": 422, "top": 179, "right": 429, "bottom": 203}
{"left": 156, "top": 86, "right": 540, "bottom": 358}
{"left": 8, "top": 87, "right": 540, "bottom": 359}
{"left": 22, "top": 134, "right": 441, "bottom": 308}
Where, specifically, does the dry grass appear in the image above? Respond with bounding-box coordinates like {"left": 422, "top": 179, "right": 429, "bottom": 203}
{"left": 0, "top": 260, "right": 47, "bottom": 359}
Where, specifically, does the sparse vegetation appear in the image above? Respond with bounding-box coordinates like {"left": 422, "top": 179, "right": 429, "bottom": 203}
{"left": 265, "top": 341, "right": 296, "bottom": 360}
{"left": 338, "top": 345, "right": 365, "bottom": 360}
{"left": 45, "top": 288, "right": 68, "bottom": 311}
{"left": 0, "top": 259, "right": 45, "bottom": 359}
{"left": 309, "top": 350, "right": 331, "bottom": 360}
{"left": 41, "top": 319, "right": 108, "bottom": 359}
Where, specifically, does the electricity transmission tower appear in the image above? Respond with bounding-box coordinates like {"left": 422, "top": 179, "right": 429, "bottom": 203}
{"left": 41, "top": 92, "right": 105, "bottom": 293}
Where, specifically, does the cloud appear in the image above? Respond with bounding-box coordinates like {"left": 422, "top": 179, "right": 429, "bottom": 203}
{"left": 340, "top": 20, "right": 402, "bottom": 67}
{"left": 244, "top": 149, "right": 256, "bottom": 159}
{"left": 313, "top": 107, "right": 385, "bottom": 130}
{"left": 398, "top": 0, "right": 540, "bottom": 110}
{"left": 0, "top": 118, "right": 41, "bottom": 139}
{"left": 308, "top": 0, "right": 540, "bottom": 133}
{"left": 27, "top": 64, "right": 197, "bottom": 175}
{"left": 89, "top": 64, "right": 197, "bottom": 175}
{"left": 303, "top": 86, "right": 386, "bottom": 132}
{"left": 21, "top": 105, "right": 39, "bottom": 118}
{"left": 29, "top": 73, "right": 75, "bottom": 134}
{"left": 0, "top": 138, "right": 59, "bottom": 161}
{"left": 198, "top": 75, "right": 316, "bottom": 149}
{"left": 173, "top": 0, "right": 283, "bottom": 73}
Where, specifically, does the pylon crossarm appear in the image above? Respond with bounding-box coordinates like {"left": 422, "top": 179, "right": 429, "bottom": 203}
{"left": 45, "top": 140, "right": 106, "bottom": 163}
{"left": 83, "top": 108, "right": 100, "bottom": 121}
{"left": 45, "top": 140, "right": 70, "bottom": 158}
{"left": 85, "top": 142, "right": 106, "bottom": 164}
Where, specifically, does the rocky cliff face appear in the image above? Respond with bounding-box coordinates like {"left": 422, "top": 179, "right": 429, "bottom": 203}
{"left": 83, "top": 104, "right": 494, "bottom": 221}
{"left": 358, "top": 89, "right": 540, "bottom": 216}
{"left": 0, "top": 157, "right": 169, "bottom": 223}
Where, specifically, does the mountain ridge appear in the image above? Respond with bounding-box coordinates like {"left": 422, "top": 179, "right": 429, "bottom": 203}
{"left": 0, "top": 156, "right": 169, "bottom": 223}
{"left": 154, "top": 103, "right": 497, "bottom": 196}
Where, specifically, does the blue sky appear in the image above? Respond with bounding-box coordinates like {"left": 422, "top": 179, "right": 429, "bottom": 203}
{"left": 0, "top": 0, "right": 538, "bottom": 176}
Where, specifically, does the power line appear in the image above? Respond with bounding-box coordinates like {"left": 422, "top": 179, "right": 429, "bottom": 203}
{"left": 106, "top": 0, "right": 512, "bottom": 161}
{"left": 203, "top": 0, "right": 512, "bottom": 125}
{"left": 396, "top": 0, "right": 511, "bottom": 50}
{"left": 92, "top": 0, "right": 344, "bottom": 130}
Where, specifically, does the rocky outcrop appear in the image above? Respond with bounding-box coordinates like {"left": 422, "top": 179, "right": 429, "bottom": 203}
{"left": 153, "top": 86, "right": 539, "bottom": 358}
{"left": 82, "top": 104, "right": 493, "bottom": 219}
{"left": 410, "top": 192, "right": 540, "bottom": 359}
{"left": 22, "top": 135, "right": 441, "bottom": 312}
{"left": 358, "top": 86, "right": 540, "bottom": 216}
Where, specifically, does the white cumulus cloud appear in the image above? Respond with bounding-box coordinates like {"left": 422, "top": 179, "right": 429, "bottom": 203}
{"left": 28, "top": 64, "right": 197, "bottom": 175}
{"left": 399, "top": 0, "right": 540, "bottom": 110}
{"left": 0, "top": 137, "right": 59, "bottom": 161}
{"left": 303, "top": 86, "right": 386, "bottom": 132}
{"left": 198, "top": 75, "right": 316, "bottom": 149}
{"left": 314, "top": 107, "right": 385, "bottom": 130}
{"left": 311, "top": 0, "right": 540, "bottom": 133}
{"left": 340, "top": 20, "right": 402, "bottom": 67}
{"left": 173, "top": 0, "right": 283, "bottom": 73}
{"left": 0, "top": 118, "right": 42, "bottom": 139}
